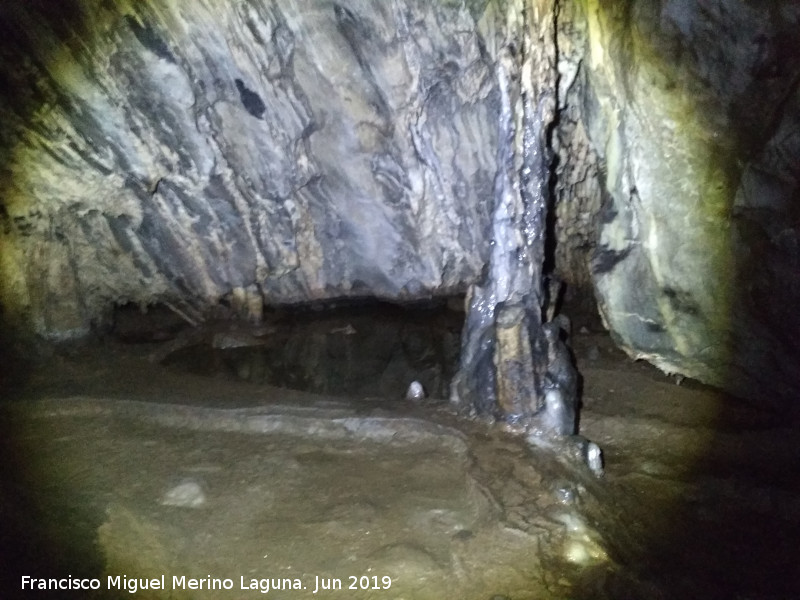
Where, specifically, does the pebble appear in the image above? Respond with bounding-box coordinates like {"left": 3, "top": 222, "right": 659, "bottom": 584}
{"left": 161, "top": 479, "right": 206, "bottom": 508}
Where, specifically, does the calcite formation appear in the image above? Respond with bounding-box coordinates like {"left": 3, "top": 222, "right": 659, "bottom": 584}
{"left": 450, "top": 0, "right": 580, "bottom": 434}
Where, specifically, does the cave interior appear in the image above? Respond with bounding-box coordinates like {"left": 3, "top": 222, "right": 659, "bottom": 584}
{"left": 1, "top": 1, "right": 800, "bottom": 599}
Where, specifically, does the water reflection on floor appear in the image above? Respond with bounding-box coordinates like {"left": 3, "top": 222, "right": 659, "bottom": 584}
{"left": 163, "top": 302, "right": 463, "bottom": 400}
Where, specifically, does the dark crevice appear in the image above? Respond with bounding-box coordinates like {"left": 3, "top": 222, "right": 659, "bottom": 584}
{"left": 234, "top": 78, "right": 266, "bottom": 120}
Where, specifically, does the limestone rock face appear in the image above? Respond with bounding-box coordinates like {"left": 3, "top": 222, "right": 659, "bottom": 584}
{"left": 0, "top": 0, "right": 499, "bottom": 337}
{"left": 557, "top": 0, "right": 800, "bottom": 403}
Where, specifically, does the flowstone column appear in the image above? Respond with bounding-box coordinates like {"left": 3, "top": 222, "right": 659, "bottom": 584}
{"left": 452, "top": 0, "right": 578, "bottom": 440}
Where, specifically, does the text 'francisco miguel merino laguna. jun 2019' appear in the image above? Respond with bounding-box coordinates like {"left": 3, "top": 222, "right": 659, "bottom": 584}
{"left": 21, "top": 573, "right": 395, "bottom": 594}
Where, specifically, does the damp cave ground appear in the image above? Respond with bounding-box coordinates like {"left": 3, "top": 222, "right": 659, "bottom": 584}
{"left": 1, "top": 301, "right": 799, "bottom": 600}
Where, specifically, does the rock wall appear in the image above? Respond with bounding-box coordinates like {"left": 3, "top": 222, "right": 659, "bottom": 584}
{"left": 0, "top": 0, "right": 499, "bottom": 338}
{"left": 556, "top": 0, "right": 800, "bottom": 404}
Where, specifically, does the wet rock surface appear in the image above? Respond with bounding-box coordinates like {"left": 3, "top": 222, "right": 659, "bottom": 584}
{"left": 555, "top": 0, "right": 800, "bottom": 404}
{"left": 3, "top": 333, "right": 799, "bottom": 599}
{"left": 1, "top": 361, "right": 604, "bottom": 600}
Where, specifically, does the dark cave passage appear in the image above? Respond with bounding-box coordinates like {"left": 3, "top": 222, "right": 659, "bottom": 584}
{"left": 150, "top": 299, "right": 465, "bottom": 401}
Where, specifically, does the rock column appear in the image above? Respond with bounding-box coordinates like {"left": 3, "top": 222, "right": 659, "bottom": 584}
{"left": 453, "top": 0, "right": 577, "bottom": 438}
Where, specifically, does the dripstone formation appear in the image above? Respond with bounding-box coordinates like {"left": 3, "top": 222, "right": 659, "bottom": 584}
{"left": 450, "top": 0, "right": 580, "bottom": 438}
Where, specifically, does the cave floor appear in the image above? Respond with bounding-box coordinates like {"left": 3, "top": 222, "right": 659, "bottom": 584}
{"left": 2, "top": 328, "right": 799, "bottom": 600}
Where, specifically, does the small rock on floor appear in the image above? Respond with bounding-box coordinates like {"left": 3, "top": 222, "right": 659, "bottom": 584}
{"left": 161, "top": 480, "right": 206, "bottom": 508}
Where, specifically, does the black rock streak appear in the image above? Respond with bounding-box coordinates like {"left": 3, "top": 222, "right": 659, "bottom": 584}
{"left": 333, "top": 3, "right": 393, "bottom": 131}
{"left": 235, "top": 78, "right": 266, "bottom": 120}
{"left": 125, "top": 15, "right": 176, "bottom": 64}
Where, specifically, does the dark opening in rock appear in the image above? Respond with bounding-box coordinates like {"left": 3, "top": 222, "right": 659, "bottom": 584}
{"left": 159, "top": 299, "right": 464, "bottom": 400}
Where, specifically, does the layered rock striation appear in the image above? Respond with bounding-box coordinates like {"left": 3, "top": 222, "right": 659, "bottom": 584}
{"left": 0, "top": 0, "right": 499, "bottom": 336}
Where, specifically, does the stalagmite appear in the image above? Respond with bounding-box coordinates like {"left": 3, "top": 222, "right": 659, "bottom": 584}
{"left": 451, "top": 0, "right": 580, "bottom": 440}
